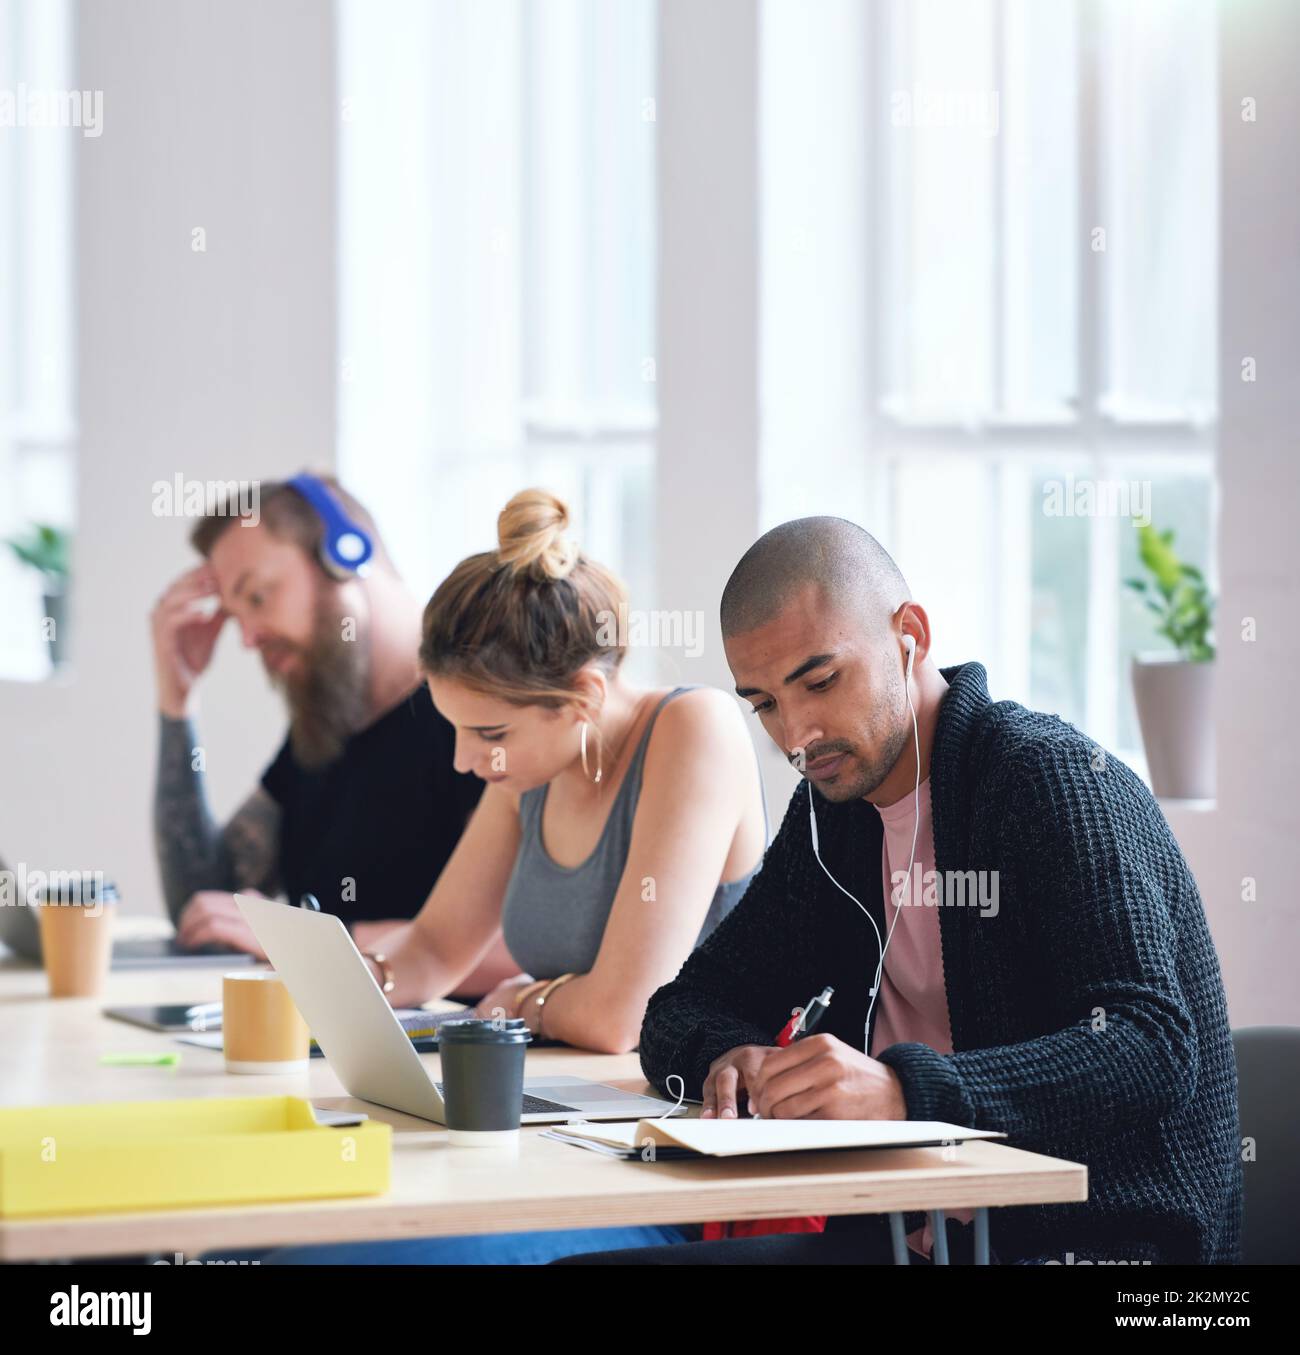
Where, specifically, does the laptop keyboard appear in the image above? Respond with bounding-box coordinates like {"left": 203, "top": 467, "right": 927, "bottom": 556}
{"left": 521, "top": 1093, "right": 582, "bottom": 1114}
{"left": 434, "top": 1084, "right": 580, "bottom": 1115}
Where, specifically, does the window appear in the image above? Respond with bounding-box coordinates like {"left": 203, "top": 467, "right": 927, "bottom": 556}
{"left": 336, "top": 0, "right": 657, "bottom": 670}
{"left": 761, "top": 0, "right": 1217, "bottom": 767}
{"left": 0, "top": 0, "right": 76, "bottom": 681}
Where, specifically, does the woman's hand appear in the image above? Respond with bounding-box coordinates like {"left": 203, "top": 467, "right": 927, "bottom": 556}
{"left": 351, "top": 919, "right": 405, "bottom": 952}
{"left": 472, "top": 973, "right": 538, "bottom": 1023}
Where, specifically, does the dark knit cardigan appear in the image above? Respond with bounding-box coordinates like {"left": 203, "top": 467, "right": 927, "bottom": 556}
{"left": 640, "top": 661, "right": 1242, "bottom": 1265}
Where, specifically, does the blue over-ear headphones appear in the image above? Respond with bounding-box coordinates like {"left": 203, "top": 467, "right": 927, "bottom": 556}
{"left": 286, "top": 473, "right": 374, "bottom": 579}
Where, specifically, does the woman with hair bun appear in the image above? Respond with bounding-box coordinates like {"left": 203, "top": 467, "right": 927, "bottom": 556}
{"left": 243, "top": 488, "right": 766, "bottom": 1264}
{"left": 378, "top": 487, "right": 767, "bottom": 1042}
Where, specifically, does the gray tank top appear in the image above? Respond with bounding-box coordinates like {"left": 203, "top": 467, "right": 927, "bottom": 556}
{"left": 500, "top": 685, "right": 768, "bottom": 978}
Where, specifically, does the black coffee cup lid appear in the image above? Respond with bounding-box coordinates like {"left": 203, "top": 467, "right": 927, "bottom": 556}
{"left": 437, "top": 1016, "right": 532, "bottom": 1045}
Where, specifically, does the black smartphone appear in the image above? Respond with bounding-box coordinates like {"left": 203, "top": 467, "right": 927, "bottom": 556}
{"left": 103, "top": 1003, "right": 223, "bottom": 1033}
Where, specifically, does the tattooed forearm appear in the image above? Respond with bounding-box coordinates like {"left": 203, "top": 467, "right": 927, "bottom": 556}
{"left": 154, "top": 715, "right": 223, "bottom": 921}
{"left": 152, "top": 716, "right": 282, "bottom": 923}
{"left": 221, "top": 789, "right": 282, "bottom": 898}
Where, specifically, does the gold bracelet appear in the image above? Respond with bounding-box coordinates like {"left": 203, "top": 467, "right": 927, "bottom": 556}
{"left": 511, "top": 979, "right": 548, "bottom": 1013}
{"left": 362, "top": 951, "right": 395, "bottom": 995}
{"left": 532, "top": 972, "right": 577, "bottom": 1039}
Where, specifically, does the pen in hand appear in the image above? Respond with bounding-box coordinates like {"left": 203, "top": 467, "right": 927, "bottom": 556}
{"left": 751, "top": 987, "right": 835, "bottom": 1118}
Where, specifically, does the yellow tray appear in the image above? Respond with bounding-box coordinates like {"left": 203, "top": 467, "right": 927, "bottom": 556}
{"left": 0, "top": 1096, "right": 390, "bottom": 1218}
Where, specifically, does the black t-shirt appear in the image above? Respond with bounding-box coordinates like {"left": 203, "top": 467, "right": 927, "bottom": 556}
{"left": 261, "top": 686, "right": 484, "bottom": 927}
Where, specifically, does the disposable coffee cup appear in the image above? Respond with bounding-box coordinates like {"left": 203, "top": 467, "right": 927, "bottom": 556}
{"left": 222, "top": 971, "right": 310, "bottom": 1074}
{"left": 34, "top": 875, "right": 118, "bottom": 998}
{"left": 437, "top": 1017, "right": 532, "bottom": 1147}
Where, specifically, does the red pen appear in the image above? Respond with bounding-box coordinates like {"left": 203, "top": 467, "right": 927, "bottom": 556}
{"left": 776, "top": 986, "right": 834, "bottom": 1048}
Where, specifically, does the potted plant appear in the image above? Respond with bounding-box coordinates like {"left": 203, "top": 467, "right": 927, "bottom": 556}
{"left": 1125, "top": 523, "right": 1214, "bottom": 800}
{"left": 5, "top": 523, "right": 71, "bottom": 668}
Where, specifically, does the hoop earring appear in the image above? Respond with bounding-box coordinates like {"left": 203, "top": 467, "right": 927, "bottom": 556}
{"left": 580, "top": 720, "right": 603, "bottom": 785}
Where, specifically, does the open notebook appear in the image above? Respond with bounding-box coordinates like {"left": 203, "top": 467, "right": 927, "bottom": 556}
{"left": 543, "top": 1118, "right": 1006, "bottom": 1159}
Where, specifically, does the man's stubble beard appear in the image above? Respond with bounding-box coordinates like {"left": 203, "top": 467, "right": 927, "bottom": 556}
{"left": 808, "top": 669, "right": 911, "bottom": 804}
{"left": 271, "top": 584, "right": 372, "bottom": 771}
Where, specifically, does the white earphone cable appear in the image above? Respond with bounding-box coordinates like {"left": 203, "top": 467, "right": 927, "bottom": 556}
{"left": 656, "top": 1074, "right": 686, "bottom": 1120}
{"left": 869, "top": 670, "right": 921, "bottom": 1035}
{"left": 807, "top": 639, "right": 922, "bottom": 1053}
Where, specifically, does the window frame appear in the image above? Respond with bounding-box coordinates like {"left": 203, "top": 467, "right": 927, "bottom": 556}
{"left": 864, "top": 0, "right": 1217, "bottom": 762}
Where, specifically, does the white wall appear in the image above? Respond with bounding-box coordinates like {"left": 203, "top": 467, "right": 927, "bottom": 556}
{"left": 0, "top": 0, "right": 336, "bottom": 914}
{"left": 654, "top": 0, "right": 760, "bottom": 693}
{"left": 1175, "top": 0, "right": 1300, "bottom": 1025}
{"left": 655, "top": 0, "right": 800, "bottom": 814}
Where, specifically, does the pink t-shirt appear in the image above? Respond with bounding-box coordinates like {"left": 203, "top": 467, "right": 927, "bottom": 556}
{"left": 871, "top": 777, "right": 973, "bottom": 1259}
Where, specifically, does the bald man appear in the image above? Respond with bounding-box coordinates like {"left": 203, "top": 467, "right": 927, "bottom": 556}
{"left": 561, "top": 516, "right": 1240, "bottom": 1267}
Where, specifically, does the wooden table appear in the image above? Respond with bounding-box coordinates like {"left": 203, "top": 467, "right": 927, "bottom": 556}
{"left": 0, "top": 925, "right": 1087, "bottom": 1263}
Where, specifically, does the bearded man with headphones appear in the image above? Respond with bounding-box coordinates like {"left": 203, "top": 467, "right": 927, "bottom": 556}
{"left": 149, "top": 473, "right": 516, "bottom": 997}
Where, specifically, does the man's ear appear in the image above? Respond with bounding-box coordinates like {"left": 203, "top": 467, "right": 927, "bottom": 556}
{"left": 895, "top": 601, "right": 932, "bottom": 664}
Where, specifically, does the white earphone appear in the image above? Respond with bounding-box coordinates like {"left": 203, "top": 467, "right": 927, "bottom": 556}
{"left": 807, "top": 631, "right": 921, "bottom": 1052}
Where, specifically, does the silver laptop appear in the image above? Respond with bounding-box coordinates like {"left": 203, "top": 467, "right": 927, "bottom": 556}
{"left": 236, "top": 893, "right": 685, "bottom": 1125}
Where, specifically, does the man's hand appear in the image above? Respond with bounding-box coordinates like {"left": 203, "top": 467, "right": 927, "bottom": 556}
{"left": 152, "top": 564, "right": 227, "bottom": 719}
{"left": 745, "top": 1033, "right": 908, "bottom": 1120}
{"left": 175, "top": 890, "right": 268, "bottom": 960}
{"left": 701, "top": 1044, "right": 787, "bottom": 1118}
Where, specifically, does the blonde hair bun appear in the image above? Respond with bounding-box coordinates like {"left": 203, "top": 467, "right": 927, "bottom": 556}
{"left": 497, "top": 488, "right": 579, "bottom": 582}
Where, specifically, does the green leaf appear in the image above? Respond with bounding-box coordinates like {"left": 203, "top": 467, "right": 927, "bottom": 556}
{"left": 1127, "top": 521, "right": 1215, "bottom": 658}
{"left": 1137, "top": 523, "right": 1185, "bottom": 594}
{"left": 4, "top": 523, "right": 70, "bottom": 578}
